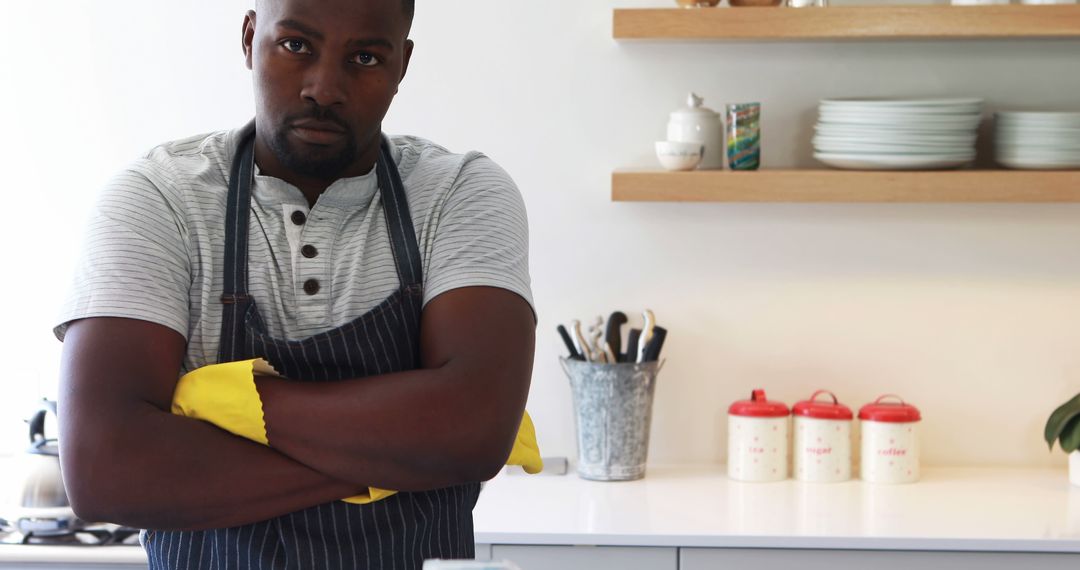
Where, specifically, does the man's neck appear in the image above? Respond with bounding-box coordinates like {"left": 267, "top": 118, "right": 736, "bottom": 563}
{"left": 252, "top": 136, "right": 378, "bottom": 208}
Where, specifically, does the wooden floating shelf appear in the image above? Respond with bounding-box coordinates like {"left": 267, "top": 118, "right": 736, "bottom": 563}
{"left": 611, "top": 169, "right": 1080, "bottom": 203}
{"left": 613, "top": 5, "right": 1080, "bottom": 41}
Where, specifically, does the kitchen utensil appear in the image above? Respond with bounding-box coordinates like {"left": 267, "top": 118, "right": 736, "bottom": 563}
{"left": 624, "top": 329, "right": 642, "bottom": 364}
{"left": 728, "top": 389, "right": 790, "bottom": 482}
{"left": 641, "top": 326, "right": 667, "bottom": 362}
{"left": 667, "top": 92, "right": 725, "bottom": 169}
{"left": 637, "top": 309, "right": 657, "bottom": 364}
{"left": 571, "top": 320, "right": 594, "bottom": 362}
{"left": 556, "top": 325, "right": 582, "bottom": 360}
{"left": 859, "top": 395, "right": 921, "bottom": 484}
{"left": 655, "top": 141, "right": 704, "bottom": 171}
{"left": 792, "top": 390, "right": 853, "bottom": 483}
{"left": 590, "top": 328, "right": 608, "bottom": 363}
{"left": 601, "top": 340, "right": 618, "bottom": 364}
{"left": 605, "top": 311, "right": 628, "bottom": 357}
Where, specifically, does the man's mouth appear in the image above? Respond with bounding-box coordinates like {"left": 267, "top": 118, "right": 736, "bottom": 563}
{"left": 290, "top": 119, "right": 347, "bottom": 145}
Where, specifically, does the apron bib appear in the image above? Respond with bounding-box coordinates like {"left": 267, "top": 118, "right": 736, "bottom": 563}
{"left": 146, "top": 129, "right": 480, "bottom": 570}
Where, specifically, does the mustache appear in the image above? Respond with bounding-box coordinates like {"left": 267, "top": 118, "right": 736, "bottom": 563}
{"left": 287, "top": 106, "right": 349, "bottom": 131}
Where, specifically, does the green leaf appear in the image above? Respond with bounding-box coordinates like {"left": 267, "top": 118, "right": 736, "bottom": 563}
{"left": 1044, "top": 392, "right": 1080, "bottom": 450}
{"left": 1060, "top": 416, "right": 1080, "bottom": 454}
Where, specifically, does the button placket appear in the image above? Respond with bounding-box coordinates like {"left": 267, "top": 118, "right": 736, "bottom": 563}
{"left": 294, "top": 208, "right": 330, "bottom": 306}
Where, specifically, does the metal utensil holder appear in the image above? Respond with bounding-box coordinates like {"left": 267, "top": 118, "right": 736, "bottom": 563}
{"left": 560, "top": 357, "right": 664, "bottom": 481}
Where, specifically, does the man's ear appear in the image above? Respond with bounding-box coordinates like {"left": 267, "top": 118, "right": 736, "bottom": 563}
{"left": 242, "top": 10, "right": 257, "bottom": 70}
{"left": 396, "top": 39, "right": 415, "bottom": 94}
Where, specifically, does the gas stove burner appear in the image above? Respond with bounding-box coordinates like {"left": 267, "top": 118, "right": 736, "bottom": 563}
{"left": 0, "top": 523, "right": 142, "bottom": 546}
{"left": 21, "top": 528, "right": 113, "bottom": 545}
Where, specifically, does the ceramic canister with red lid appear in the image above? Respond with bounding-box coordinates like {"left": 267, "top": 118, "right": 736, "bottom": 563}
{"left": 793, "top": 390, "right": 853, "bottom": 483}
{"left": 859, "top": 395, "right": 921, "bottom": 484}
{"left": 728, "top": 389, "right": 789, "bottom": 482}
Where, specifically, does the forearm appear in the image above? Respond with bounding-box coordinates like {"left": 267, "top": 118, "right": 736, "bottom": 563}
{"left": 60, "top": 400, "right": 359, "bottom": 532}
{"left": 256, "top": 366, "right": 523, "bottom": 491}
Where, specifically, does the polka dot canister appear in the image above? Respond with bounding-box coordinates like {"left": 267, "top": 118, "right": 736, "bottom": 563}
{"left": 793, "top": 390, "right": 853, "bottom": 483}
{"left": 728, "top": 389, "right": 789, "bottom": 482}
{"left": 858, "top": 395, "right": 921, "bottom": 484}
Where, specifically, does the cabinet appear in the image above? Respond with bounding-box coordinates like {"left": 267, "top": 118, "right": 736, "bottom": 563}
{"left": 679, "top": 548, "right": 1080, "bottom": 570}
{"left": 611, "top": 4, "right": 1080, "bottom": 203}
{"left": 483, "top": 545, "right": 677, "bottom": 570}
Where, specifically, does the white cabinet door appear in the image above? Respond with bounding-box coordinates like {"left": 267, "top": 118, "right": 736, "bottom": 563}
{"left": 680, "top": 548, "right": 1080, "bottom": 570}
{"left": 490, "top": 545, "right": 677, "bottom": 570}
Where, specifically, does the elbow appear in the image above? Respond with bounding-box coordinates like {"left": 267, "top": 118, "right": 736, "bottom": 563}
{"left": 63, "top": 465, "right": 114, "bottom": 525}
{"left": 68, "top": 491, "right": 109, "bottom": 527}
{"left": 453, "top": 425, "right": 519, "bottom": 484}
{"left": 60, "top": 442, "right": 130, "bottom": 525}
{"left": 461, "top": 450, "right": 507, "bottom": 483}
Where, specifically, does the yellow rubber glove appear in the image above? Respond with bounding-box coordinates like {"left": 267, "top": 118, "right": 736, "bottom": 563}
{"left": 171, "top": 359, "right": 543, "bottom": 505}
{"left": 170, "top": 358, "right": 275, "bottom": 445}
{"left": 507, "top": 411, "right": 543, "bottom": 475}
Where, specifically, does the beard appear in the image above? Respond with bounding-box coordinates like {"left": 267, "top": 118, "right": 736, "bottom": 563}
{"left": 267, "top": 113, "right": 359, "bottom": 180}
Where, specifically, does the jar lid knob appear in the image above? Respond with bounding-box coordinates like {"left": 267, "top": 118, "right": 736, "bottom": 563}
{"left": 687, "top": 92, "right": 703, "bottom": 109}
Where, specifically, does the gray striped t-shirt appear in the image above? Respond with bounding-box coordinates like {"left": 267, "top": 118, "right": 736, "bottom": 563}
{"left": 55, "top": 124, "right": 532, "bottom": 375}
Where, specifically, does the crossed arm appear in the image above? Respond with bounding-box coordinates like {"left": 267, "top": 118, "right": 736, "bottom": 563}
{"left": 58, "top": 286, "right": 535, "bottom": 532}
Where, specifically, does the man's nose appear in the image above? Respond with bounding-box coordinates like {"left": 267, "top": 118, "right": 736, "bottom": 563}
{"left": 300, "top": 56, "right": 347, "bottom": 108}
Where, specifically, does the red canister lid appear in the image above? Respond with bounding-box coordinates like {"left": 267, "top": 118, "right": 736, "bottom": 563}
{"left": 792, "top": 390, "right": 853, "bottom": 420}
{"left": 858, "top": 394, "right": 921, "bottom": 423}
{"left": 728, "top": 389, "right": 789, "bottom": 418}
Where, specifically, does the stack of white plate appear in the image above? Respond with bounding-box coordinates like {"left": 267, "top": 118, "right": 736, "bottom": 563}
{"left": 995, "top": 112, "right": 1080, "bottom": 170}
{"left": 813, "top": 98, "right": 983, "bottom": 170}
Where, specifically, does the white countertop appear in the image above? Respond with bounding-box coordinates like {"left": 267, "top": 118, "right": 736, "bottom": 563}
{"left": 0, "top": 544, "right": 146, "bottom": 565}
{"left": 473, "top": 465, "right": 1080, "bottom": 553}
{"left": 3, "top": 465, "right": 1078, "bottom": 564}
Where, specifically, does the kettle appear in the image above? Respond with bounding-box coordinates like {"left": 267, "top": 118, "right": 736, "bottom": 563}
{"left": 5, "top": 400, "right": 80, "bottom": 535}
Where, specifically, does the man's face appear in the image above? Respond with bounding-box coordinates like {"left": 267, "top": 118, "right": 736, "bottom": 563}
{"left": 244, "top": 0, "right": 413, "bottom": 180}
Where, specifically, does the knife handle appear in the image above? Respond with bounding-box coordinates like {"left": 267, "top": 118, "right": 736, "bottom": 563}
{"left": 557, "top": 325, "right": 581, "bottom": 360}
{"left": 604, "top": 311, "right": 628, "bottom": 358}
{"left": 624, "top": 328, "right": 641, "bottom": 364}
{"left": 642, "top": 326, "right": 667, "bottom": 362}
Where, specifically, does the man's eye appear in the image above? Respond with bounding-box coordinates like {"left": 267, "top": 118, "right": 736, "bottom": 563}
{"left": 354, "top": 53, "right": 379, "bottom": 67}
{"left": 281, "top": 39, "right": 309, "bottom": 54}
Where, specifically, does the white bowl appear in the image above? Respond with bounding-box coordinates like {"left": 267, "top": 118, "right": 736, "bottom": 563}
{"left": 656, "top": 141, "right": 704, "bottom": 171}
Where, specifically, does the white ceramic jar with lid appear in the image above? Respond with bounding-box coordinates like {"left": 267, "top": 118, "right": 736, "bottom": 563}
{"left": 667, "top": 92, "right": 725, "bottom": 170}
{"left": 859, "top": 395, "right": 921, "bottom": 484}
{"left": 792, "top": 390, "right": 853, "bottom": 483}
{"left": 727, "top": 389, "right": 789, "bottom": 482}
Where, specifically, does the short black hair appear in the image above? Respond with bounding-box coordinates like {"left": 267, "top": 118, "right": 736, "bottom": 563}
{"left": 403, "top": 0, "right": 414, "bottom": 20}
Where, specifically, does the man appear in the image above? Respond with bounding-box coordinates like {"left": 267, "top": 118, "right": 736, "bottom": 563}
{"left": 54, "top": 0, "right": 536, "bottom": 568}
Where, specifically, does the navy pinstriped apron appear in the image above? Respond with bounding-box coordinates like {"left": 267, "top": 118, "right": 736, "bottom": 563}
{"left": 145, "top": 130, "right": 481, "bottom": 569}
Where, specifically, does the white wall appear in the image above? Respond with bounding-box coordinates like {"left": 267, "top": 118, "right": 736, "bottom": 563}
{"left": 2, "top": 0, "right": 1080, "bottom": 468}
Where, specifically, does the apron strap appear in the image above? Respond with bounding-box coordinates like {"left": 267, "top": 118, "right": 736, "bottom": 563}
{"left": 218, "top": 131, "right": 255, "bottom": 362}
{"left": 376, "top": 137, "right": 424, "bottom": 290}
